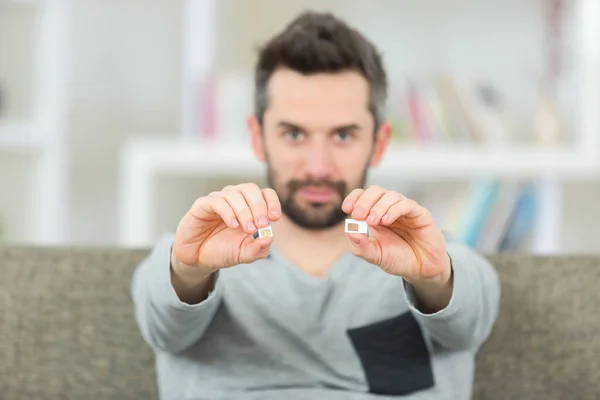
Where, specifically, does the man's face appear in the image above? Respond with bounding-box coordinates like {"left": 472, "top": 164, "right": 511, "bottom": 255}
{"left": 251, "top": 68, "right": 389, "bottom": 230}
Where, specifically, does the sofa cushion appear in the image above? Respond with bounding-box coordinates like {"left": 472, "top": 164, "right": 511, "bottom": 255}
{"left": 0, "top": 246, "right": 156, "bottom": 400}
{"left": 473, "top": 254, "right": 600, "bottom": 399}
{"left": 1, "top": 246, "right": 599, "bottom": 399}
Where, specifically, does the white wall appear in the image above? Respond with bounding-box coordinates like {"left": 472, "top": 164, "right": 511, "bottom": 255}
{"left": 67, "top": 0, "right": 181, "bottom": 244}
{"left": 0, "top": 2, "right": 35, "bottom": 122}
{"left": 561, "top": 181, "right": 600, "bottom": 254}
{"left": 0, "top": 154, "right": 35, "bottom": 242}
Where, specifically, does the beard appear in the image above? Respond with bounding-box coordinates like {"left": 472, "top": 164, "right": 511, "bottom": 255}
{"left": 266, "top": 163, "right": 369, "bottom": 231}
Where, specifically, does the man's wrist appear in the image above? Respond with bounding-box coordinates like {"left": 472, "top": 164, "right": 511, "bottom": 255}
{"left": 405, "top": 253, "right": 454, "bottom": 314}
{"left": 170, "top": 247, "right": 215, "bottom": 284}
{"left": 171, "top": 262, "right": 215, "bottom": 289}
{"left": 170, "top": 247, "right": 217, "bottom": 304}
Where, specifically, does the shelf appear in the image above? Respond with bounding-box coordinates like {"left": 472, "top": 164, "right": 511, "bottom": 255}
{"left": 118, "top": 137, "right": 600, "bottom": 247}
{"left": 120, "top": 138, "right": 600, "bottom": 181}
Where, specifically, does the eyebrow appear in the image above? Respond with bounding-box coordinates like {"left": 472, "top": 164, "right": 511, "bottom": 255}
{"left": 278, "top": 120, "right": 362, "bottom": 133}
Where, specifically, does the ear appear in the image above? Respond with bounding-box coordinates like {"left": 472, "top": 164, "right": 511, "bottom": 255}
{"left": 248, "top": 114, "right": 266, "bottom": 163}
{"left": 369, "top": 120, "right": 392, "bottom": 168}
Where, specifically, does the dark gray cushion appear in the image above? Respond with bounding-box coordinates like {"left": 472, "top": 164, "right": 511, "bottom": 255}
{"left": 1, "top": 246, "right": 599, "bottom": 399}
{"left": 0, "top": 246, "right": 156, "bottom": 400}
{"left": 473, "top": 254, "right": 600, "bottom": 399}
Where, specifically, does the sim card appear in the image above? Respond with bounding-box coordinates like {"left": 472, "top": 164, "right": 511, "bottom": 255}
{"left": 345, "top": 219, "right": 368, "bottom": 234}
{"left": 253, "top": 225, "right": 273, "bottom": 239}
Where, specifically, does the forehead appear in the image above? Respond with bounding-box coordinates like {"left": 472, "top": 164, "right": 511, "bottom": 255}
{"left": 264, "top": 68, "right": 371, "bottom": 125}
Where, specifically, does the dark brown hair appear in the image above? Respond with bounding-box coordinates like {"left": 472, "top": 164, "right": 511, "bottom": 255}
{"left": 254, "top": 11, "right": 387, "bottom": 129}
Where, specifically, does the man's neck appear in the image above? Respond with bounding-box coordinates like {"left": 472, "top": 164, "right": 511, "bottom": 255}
{"left": 271, "top": 215, "right": 349, "bottom": 279}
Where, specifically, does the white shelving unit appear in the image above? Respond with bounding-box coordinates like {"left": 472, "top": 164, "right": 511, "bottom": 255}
{"left": 0, "top": 0, "right": 70, "bottom": 244}
{"left": 118, "top": 0, "right": 600, "bottom": 251}
{"left": 117, "top": 138, "right": 600, "bottom": 248}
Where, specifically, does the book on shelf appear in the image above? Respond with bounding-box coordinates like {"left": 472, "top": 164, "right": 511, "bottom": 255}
{"left": 189, "top": 71, "right": 567, "bottom": 154}
{"left": 387, "top": 75, "right": 520, "bottom": 148}
{"left": 193, "top": 70, "right": 254, "bottom": 145}
{"left": 189, "top": 72, "right": 520, "bottom": 147}
{"left": 417, "top": 179, "right": 540, "bottom": 253}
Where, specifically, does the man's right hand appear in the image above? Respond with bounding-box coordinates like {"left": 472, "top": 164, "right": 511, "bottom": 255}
{"left": 170, "top": 183, "right": 281, "bottom": 296}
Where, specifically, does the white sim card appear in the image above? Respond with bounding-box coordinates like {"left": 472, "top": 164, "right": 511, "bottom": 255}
{"left": 345, "top": 219, "right": 368, "bottom": 234}
{"left": 256, "top": 225, "right": 273, "bottom": 239}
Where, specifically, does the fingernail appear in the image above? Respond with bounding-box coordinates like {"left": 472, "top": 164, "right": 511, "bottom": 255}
{"left": 247, "top": 221, "right": 256, "bottom": 231}
{"left": 383, "top": 213, "right": 391, "bottom": 222}
{"left": 271, "top": 209, "right": 280, "bottom": 217}
{"left": 343, "top": 201, "right": 351, "bottom": 209}
{"left": 231, "top": 219, "right": 239, "bottom": 228}
{"left": 258, "top": 216, "right": 268, "bottom": 226}
{"left": 354, "top": 207, "right": 364, "bottom": 216}
{"left": 368, "top": 214, "right": 377, "bottom": 223}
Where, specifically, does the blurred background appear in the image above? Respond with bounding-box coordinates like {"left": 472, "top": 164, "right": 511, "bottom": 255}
{"left": 1, "top": 0, "right": 599, "bottom": 254}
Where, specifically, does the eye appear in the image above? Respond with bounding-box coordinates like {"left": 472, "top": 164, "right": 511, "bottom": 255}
{"left": 284, "top": 129, "right": 305, "bottom": 141}
{"left": 333, "top": 129, "right": 353, "bottom": 142}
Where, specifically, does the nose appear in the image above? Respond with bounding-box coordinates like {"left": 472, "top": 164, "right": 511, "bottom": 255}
{"left": 304, "top": 139, "right": 335, "bottom": 180}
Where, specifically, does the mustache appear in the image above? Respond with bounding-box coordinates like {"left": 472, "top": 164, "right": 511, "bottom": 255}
{"left": 286, "top": 179, "right": 347, "bottom": 194}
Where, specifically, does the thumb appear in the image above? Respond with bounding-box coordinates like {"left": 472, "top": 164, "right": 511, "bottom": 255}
{"left": 347, "top": 233, "right": 379, "bottom": 264}
{"left": 240, "top": 236, "right": 272, "bottom": 264}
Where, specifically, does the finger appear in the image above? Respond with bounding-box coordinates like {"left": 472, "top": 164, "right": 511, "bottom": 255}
{"left": 238, "top": 183, "right": 270, "bottom": 228}
{"left": 347, "top": 232, "right": 380, "bottom": 265}
{"left": 208, "top": 196, "right": 241, "bottom": 229}
{"left": 365, "top": 191, "right": 404, "bottom": 226}
{"left": 190, "top": 195, "right": 240, "bottom": 229}
{"left": 342, "top": 188, "right": 364, "bottom": 214}
{"left": 261, "top": 188, "right": 282, "bottom": 221}
{"left": 351, "top": 185, "right": 386, "bottom": 220}
{"left": 240, "top": 235, "right": 272, "bottom": 264}
{"left": 220, "top": 190, "right": 257, "bottom": 233}
{"left": 380, "top": 199, "right": 426, "bottom": 225}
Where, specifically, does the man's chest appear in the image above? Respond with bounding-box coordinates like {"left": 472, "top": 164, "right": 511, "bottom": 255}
{"left": 220, "top": 259, "right": 411, "bottom": 334}
{"left": 195, "top": 266, "right": 433, "bottom": 396}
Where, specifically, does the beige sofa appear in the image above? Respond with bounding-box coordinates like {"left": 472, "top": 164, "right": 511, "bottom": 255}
{"left": 1, "top": 245, "right": 599, "bottom": 399}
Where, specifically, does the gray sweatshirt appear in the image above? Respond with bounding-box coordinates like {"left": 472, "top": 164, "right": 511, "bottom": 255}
{"left": 131, "top": 233, "right": 500, "bottom": 400}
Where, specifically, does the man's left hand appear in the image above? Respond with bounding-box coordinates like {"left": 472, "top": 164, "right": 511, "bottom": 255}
{"left": 341, "top": 185, "right": 452, "bottom": 288}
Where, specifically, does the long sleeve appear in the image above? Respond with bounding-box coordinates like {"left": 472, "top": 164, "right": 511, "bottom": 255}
{"left": 403, "top": 238, "right": 501, "bottom": 352}
{"left": 130, "top": 233, "right": 223, "bottom": 354}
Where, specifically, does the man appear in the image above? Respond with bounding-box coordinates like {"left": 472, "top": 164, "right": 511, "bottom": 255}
{"left": 131, "top": 11, "right": 500, "bottom": 400}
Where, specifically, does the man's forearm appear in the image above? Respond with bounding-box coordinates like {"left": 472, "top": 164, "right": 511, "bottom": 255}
{"left": 403, "top": 243, "right": 501, "bottom": 351}
{"left": 407, "top": 265, "right": 454, "bottom": 314}
{"left": 405, "top": 254, "right": 454, "bottom": 314}
{"left": 170, "top": 251, "right": 217, "bottom": 305}
{"left": 131, "top": 234, "right": 224, "bottom": 354}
